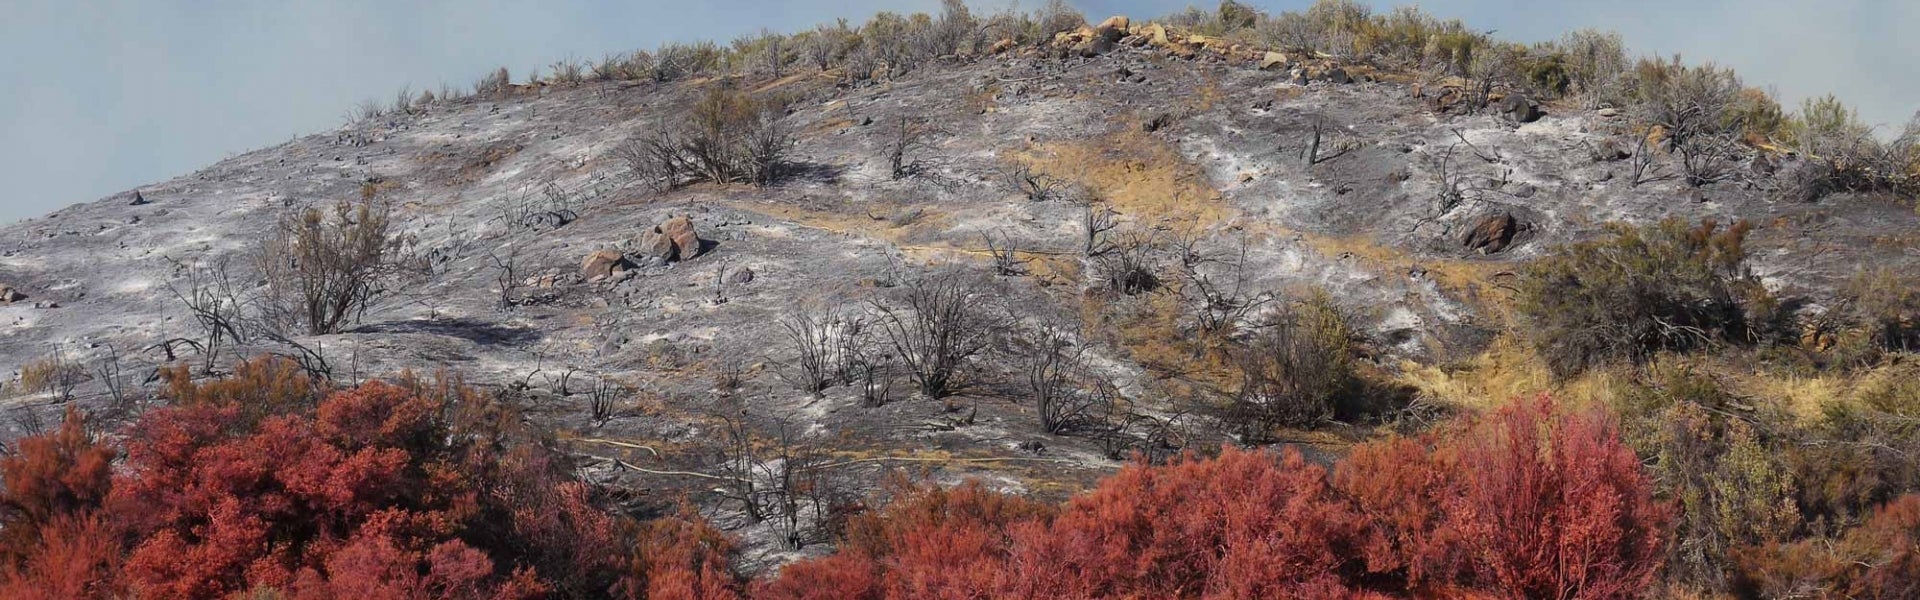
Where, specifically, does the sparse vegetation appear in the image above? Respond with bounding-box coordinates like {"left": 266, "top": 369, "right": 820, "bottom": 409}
{"left": 252, "top": 198, "right": 405, "bottom": 336}
{"left": 618, "top": 85, "right": 791, "bottom": 191}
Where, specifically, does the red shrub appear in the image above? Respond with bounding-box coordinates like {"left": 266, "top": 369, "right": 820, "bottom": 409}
{"left": 1443, "top": 396, "right": 1670, "bottom": 599}
{"left": 1003, "top": 447, "right": 1376, "bottom": 599}
{"left": 0, "top": 513, "right": 123, "bottom": 599}
{"left": 0, "top": 359, "right": 745, "bottom": 599}
{"left": 1341, "top": 396, "right": 1672, "bottom": 600}
{"left": 1736, "top": 493, "right": 1920, "bottom": 599}
{"left": 0, "top": 407, "right": 115, "bottom": 561}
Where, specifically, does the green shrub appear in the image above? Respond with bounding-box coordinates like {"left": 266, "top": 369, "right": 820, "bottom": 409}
{"left": 1516, "top": 218, "right": 1773, "bottom": 376}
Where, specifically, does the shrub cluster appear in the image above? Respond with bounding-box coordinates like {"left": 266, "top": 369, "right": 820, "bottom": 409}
{"left": 0, "top": 359, "right": 731, "bottom": 599}
{"left": 757, "top": 395, "right": 1670, "bottom": 600}
{"left": 617, "top": 86, "right": 792, "bottom": 191}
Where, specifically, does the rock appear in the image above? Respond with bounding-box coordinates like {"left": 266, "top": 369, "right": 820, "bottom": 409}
{"left": 0, "top": 284, "right": 23, "bottom": 304}
{"left": 989, "top": 38, "right": 1016, "bottom": 54}
{"left": 1288, "top": 68, "right": 1311, "bottom": 85}
{"left": 1093, "top": 16, "right": 1129, "bottom": 43}
{"left": 728, "top": 267, "right": 755, "bottom": 285}
{"left": 642, "top": 215, "right": 705, "bottom": 262}
{"left": 1597, "top": 107, "right": 1622, "bottom": 118}
{"left": 128, "top": 190, "right": 150, "bottom": 206}
{"left": 1461, "top": 213, "right": 1519, "bottom": 254}
{"left": 1260, "top": 52, "right": 1289, "bottom": 71}
{"left": 1323, "top": 66, "right": 1352, "bottom": 84}
{"left": 1501, "top": 94, "right": 1543, "bottom": 123}
{"left": 1511, "top": 183, "right": 1538, "bottom": 199}
{"left": 580, "top": 249, "right": 629, "bottom": 281}
{"left": 1140, "top": 23, "right": 1170, "bottom": 46}
{"left": 637, "top": 231, "right": 676, "bottom": 262}
{"left": 1589, "top": 138, "right": 1631, "bottom": 162}
{"left": 1072, "top": 34, "right": 1115, "bottom": 57}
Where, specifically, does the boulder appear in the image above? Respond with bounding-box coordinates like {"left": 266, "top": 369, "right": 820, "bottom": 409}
{"left": 1260, "top": 52, "right": 1289, "bottom": 71}
{"left": 1093, "top": 16, "right": 1129, "bottom": 43}
{"left": 641, "top": 215, "right": 705, "bottom": 262}
{"left": 1140, "top": 23, "right": 1170, "bottom": 46}
{"left": 1501, "top": 94, "right": 1543, "bottom": 123}
{"left": 989, "top": 38, "right": 1016, "bottom": 55}
{"left": 1461, "top": 213, "right": 1519, "bottom": 254}
{"left": 1323, "top": 66, "right": 1352, "bottom": 84}
{"left": 0, "top": 284, "right": 22, "bottom": 304}
{"left": 580, "top": 249, "right": 629, "bottom": 281}
{"left": 1072, "top": 34, "right": 1115, "bottom": 57}
{"left": 128, "top": 190, "right": 150, "bottom": 206}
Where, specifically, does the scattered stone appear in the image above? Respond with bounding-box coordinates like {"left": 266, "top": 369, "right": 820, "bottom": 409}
{"left": 728, "top": 267, "right": 756, "bottom": 285}
{"left": 640, "top": 215, "right": 706, "bottom": 262}
{"left": 1288, "top": 68, "right": 1311, "bottom": 85}
{"left": 1260, "top": 52, "right": 1289, "bottom": 71}
{"left": 0, "top": 284, "right": 22, "bottom": 304}
{"left": 32, "top": 301, "right": 58, "bottom": 309}
{"left": 1500, "top": 94, "right": 1543, "bottom": 123}
{"left": 1461, "top": 213, "right": 1519, "bottom": 254}
{"left": 581, "top": 249, "right": 629, "bottom": 282}
{"left": 1093, "top": 16, "right": 1129, "bottom": 43}
{"left": 1597, "top": 107, "right": 1622, "bottom": 118}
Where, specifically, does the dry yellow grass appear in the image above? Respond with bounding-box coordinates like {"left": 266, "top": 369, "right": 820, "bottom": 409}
{"left": 1016, "top": 128, "right": 1233, "bottom": 230}
{"left": 1397, "top": 335, "right": 1629, "bottom": 412}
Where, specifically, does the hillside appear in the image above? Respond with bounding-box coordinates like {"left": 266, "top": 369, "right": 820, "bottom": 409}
{"left": 2, "top": 2, "right": 1918, "bottom": 597}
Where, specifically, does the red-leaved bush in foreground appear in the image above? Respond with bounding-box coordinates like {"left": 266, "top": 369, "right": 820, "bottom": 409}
{"left": 761, "top": 394, "right": 1674, "bottom": 600}
{"left": 0, "top": 359, "right": 738, "bottom": 599}
{"left": 8, "top": 367, "right": 1814, "bottom": 599}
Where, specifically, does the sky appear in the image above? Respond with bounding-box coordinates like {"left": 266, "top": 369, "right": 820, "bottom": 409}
{"left": 2, "top": 0, "right": 1914, "bottom": 225}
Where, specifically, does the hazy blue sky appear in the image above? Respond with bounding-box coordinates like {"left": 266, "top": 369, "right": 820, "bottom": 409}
{"left": 3, "top": 1, "right": 1913, "bottom": 224}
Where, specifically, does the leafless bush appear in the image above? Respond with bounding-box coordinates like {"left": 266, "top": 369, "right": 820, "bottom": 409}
{"left": 588, "top": 377, "right": 621, "bottom": 424}
{"left": 1677, "top": 132, "right": 1744, "bottom": 187}
{"left": 251, "top": 199, "right": 404, "bottom": 335}
{"left": 1629, "top": 133, "right": 1670, "bottom": 187}
{"left": 162, "top": 257, "right": 248, "bottom": 374}
{"left": 485, "top": 247, "right": 519, "bottom": 312}
{"left": 496, "top": 180, "right": 579, "bottom": 231}
{"left": 1179, "top": 238, "right": 1273, "bottom": 334}
{"left": 1013, "top": 321, "right": 1105, "bottom": 434}
{"left": 1002, "top": 162, "right": 1063, "bottom": 201}
{"left": 983, "top": 230, "right": 1026, "bottom": 276}
{"left": 1096, "top": 230, "right": 1160, "bottom": 295}
{"left": 778, "top": 311, "right": 836, "bottom": 396}
{"left": 1081, "top": 202, "right": 1118, "bottom": 257}
{"left": 872, "top": 270, "right": 999, "bottom": 398}
{"left": 882, "top": 115, "right": 940, "bottom": 180}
